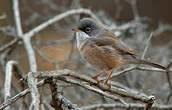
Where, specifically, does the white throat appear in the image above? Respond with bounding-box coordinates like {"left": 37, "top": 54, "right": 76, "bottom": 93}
{"left": 76, "top": 32, "right": 90, "bottom": 50}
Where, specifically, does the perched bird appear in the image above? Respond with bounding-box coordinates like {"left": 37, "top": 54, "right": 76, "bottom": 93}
{"left": 73, "top": 18, "right": 166, "bottom": 87}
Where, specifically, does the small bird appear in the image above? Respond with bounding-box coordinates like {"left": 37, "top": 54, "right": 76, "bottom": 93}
{"left": 73, "top": 18, "right": 166, "bottom": 87}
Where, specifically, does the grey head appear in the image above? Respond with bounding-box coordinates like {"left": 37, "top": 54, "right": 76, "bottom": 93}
{"left": 78, "top": 18, "right": 101, "bottom": 37}
{"left": 74, "top": 18, "right": 102, "bottom": 50}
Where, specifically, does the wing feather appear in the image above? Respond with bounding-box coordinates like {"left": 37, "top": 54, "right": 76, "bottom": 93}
{"left": 89, "top": 37, "right": 136, "bottom": 57}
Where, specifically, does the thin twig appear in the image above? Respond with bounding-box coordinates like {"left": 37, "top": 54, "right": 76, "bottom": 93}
{"left": 110, "top": 66, "right": 136, "bottom": 78}
{"left": 165, "top": 62, "right": 172, "bottom": 104}
{"left": 110, "top": 65, "right": 172, "bottom": 80}
{"left": 166, "top": 62, "right": 172, "bottom": 90}
{"left": 141, "top": 32, "right": 153, "bottom": 60}
{"left": 34, "top": 37, "right": 73, "bottom": 45}
{"left": 0, "top": 38, "right": 20, "bottom": 53}
{"left": 24, "top": 8, "right": 100, "bottom": 39}
{"left": 63, "top": 34, "right": 75, "bottom": 68}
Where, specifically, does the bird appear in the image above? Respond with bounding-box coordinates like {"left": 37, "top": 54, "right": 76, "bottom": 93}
{"left": 73, "top": 18, "right": 166, "bottom": 87}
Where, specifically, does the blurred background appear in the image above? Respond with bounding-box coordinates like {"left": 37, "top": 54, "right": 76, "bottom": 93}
{"left": 0, "top": 0, "right": 172, "bottom": 109}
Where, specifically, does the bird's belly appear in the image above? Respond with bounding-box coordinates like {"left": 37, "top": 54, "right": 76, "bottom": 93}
{"left": 80, "top": 45, "right": 124, "bottom": 71}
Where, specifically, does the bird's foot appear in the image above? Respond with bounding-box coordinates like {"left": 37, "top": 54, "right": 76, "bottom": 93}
{"left": 104, "top": 82, "right": 111, "bottom": 88}
{"left": 92, "top": 76, "right": 100, "bottom": 83}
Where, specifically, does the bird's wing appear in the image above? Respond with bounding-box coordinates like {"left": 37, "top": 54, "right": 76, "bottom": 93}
{"left": 89, "top": 37, "right": 136, "bottom": 56}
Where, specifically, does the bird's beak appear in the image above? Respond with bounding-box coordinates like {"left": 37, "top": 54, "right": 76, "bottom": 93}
{"left": 72, "top": 28, "right": 83, "bottom": 32}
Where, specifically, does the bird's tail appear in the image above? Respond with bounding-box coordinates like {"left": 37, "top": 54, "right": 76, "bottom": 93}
{"left": 134, "top": 59, "right": 166, "bottom": 70}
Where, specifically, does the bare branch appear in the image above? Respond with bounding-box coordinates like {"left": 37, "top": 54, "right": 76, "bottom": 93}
{"left": 13, "top": 0, "right": 37, "bottom": 72}
{"left": 33, "top": 69, "right": 154, "bottom": 103}
{"left": 0, "top": 26, "right": 16, "bottom": 37}
{"left": 0, "top": 38, "right": 20, "bottom": 53}
{"left": 81, "top": 103, "right": 172, "bottom": 110}
{"left": 144, "top": 96, "right": 155, "bottom": 110}
{"left": 34, "top": 37, "right": 73, "bottom": 45}
{"left": 22, "top": 8, "right": 132, "bottom": 39}
{"left": 60, "top": 77, "right": 127, "bottom": 105}
{"left": 27, "top": 72, "right": 40, "bottom": 110}
{"left": 23, "top": 37, "right": 37, "bottom": 72}
{"left": 136, "top": 66, "right": 171, "bottom": 72}
{"left": 12, "top": 0, "right": 23, "bottom": 37}
{"left": 125, "top": 0, "right": 140, "bottom": 20}
{"left": 141, "top": 32, "right": 153, "bottom": 60}
{"left": 48, "top": 79, "right": 63, "bottom": 110}
{"left": 4, "top": 61, "right": 17, "bottom": 110}
{"left": 166, "top": 62, "right": 172, "bottom": 93}
{"left": 111, "top": 66, "right": 136, "bottom": 78}
{"left": 0, "top": 80, "right": 45, "bottom": 110}
{"left": 110, "top": 65, "right": 172, "bottom": 80}
{"left": 57, "top": 95, "right": 81, "bottom": 110}
{"left": 24, "top": 8, "right": 99, "bottom": 39}
{"left": 12, "top": 1, "right": 39, "bottom": 109}
{"left": 153, "top": 24, "right": 172, "bottom": 36}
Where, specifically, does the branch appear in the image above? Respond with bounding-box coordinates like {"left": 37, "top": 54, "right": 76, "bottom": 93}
{"left": 57, "top": 95, "right": 81, "bottom": 110}
{"left": 27, "top": 72, "right": 40, "bottom": 110}
{"left": 12, "top": 0, "right": 23, "bottom": 37}
{"left": 4, "top": 61, "right": 17, "bottom": 110}
{"left": 0, "top": 80, "right": 45, "bottom": 110}
{"left": 144, "top": 96, "right": 155, "bottom": 110}
{"left": 81, "top": 103, "right": 172, "bottom": 110}
{"left": 110, "top": 66, "right": 136, "bottom": 78}
{"left": 24, "top": 8, "right": 100, "bottom": 39}
{"left": 166, "top": 62, "right": 172, "bottom": 90}
{"left": 33, "top": 37, "right": 73, "bottom": 45}
{"left": 0, "top": 38, "right": 20, "bottom": 53}
{"left": 23, "top": 37, "right": 37, "bottom": 72}
{"left": 153, "top": 24, "right": 172, "bottom": 36}
{"left": 33, "top": 69, "right": 154, "bottom": 103}
{"left": 48, "top": 79, "right": 63, "bottom": 110}
{"left": 109, "top": 65, "right": 172, "bottom": 80}
{"left": 141, "top": 32, "right": 153, "bottom": 60}
{"left": 59, "top": 77, "right": 127, "bottom": 105}
{"left": 12, "top": 1, "right": 39, "bottom": 109}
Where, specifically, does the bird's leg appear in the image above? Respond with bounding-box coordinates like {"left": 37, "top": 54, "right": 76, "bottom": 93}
{"left": 104, "top": 71, "right": 113, "bottom": 88}
{"left": 92, "top": 71, "right": 105, "bottom": 82}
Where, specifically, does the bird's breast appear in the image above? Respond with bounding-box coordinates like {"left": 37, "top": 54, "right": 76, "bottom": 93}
{"left": 79, "top": 41, "right": 125, "bottom": 71}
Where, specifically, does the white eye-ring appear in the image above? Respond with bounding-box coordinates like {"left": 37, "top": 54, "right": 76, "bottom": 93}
{"left": 85, "top": 27, "right": 91, "bottom": 33}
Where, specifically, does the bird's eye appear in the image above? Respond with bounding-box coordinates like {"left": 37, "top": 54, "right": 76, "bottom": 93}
{"left": 85, "top": 27, "right": 91, "bottom": 33}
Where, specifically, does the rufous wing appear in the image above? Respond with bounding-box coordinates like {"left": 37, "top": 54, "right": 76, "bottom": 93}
{"left": 89, "top": 37, "right": 136, "bottom": 57}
